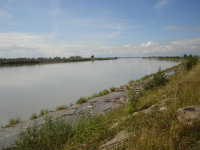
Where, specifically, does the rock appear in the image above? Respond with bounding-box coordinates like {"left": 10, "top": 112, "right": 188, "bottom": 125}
{"left": 142, "top": 104, "right": 162, "bottom": 114}
{"left": 177, "top": 106, "right": 200, "bottom": 124}
{"left": 99, "top": 130, "right": 134, "bottom": 149}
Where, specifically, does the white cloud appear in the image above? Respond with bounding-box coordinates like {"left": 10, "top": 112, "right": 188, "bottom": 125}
{"left": 163, "top": 25, "right": 200, "bottom": 31}
{"left": 109, "top": 33, "right": 118, "bottom": 37}
{"left": 0, "top": 32, "right": 200, "bottom": 58}
{"left": 154, "top": 0, "right": 169, "bottom": 11}
{"left": 140, "top": 41, "right": 157, "bottom": 47}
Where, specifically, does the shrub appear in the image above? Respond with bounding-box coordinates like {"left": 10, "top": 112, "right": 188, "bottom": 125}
{"left": 103, "top": 89, "right": 109, "bottom": 95}
{"left": 56, "top": 105, "right": 66, "bottom": 110}
{"left": 76, "top": 97, "right": 87, "bottom": 104}
{"left": 30, "top": 112, "right": 37, "bottom": 120}
{"left": 185, "top": 60, "right": 192, "bottom": 73}
{"left": 5, "top": 117, "right": 21, "bottom": 127}
{"left": 110, "top": 87, "right": 116, "bottom": 92}
{"left": 144, "top": 68, "right": 168, "bottom": 90}
{"left": 15, "top": 116, "right": 74, "bottom": 149}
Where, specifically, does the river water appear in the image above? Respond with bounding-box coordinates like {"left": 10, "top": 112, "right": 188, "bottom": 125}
{"left": 0, "top": 58, "right": 180, "bottom": 126}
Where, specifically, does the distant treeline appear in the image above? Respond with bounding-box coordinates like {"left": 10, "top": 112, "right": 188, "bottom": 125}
{"left": 0, "top": 57, "right": 117, "bottom": 65}
{"left": 149, "top": 56, "right": 181, "bottom": 59}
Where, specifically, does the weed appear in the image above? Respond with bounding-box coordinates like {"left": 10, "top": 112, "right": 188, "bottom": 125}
{"left": 15, "top": 116, "right": 74, "bottom": 149}
{"left": 39, "top": 109, "right": 49, "bottom": 116}
{"left": 110, "top": 87, "right": 116, "bottom": 92}
{"left": 56, "top": 105, "right": 66, "bottom": 110}
{"left": 98, "top": 91, "right": 103, "bottom": 96}
{"left": 76, "top": 97, "right": 87, "bottom": 104}
{"left": 30, "top": 112, "right": 37, "bottom": 120}
{"left": 5, "top": 117, "right": 21, "bottom": 127}
{"left": 103, "top": 89, "right": 109, "bottom": 95}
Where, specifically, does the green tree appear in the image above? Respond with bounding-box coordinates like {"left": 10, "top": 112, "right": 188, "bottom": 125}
{"left": 186, "top": 60, "right": 192, "bottom": 73}
{"left": 183, "top": 54, "right": 187, "bottom": 59}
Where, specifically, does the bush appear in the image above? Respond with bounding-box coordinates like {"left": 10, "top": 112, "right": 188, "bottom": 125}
{"left": 185, "top": 60, "right": 192, "bottom": 73}
{"left": 110, "top": 87, "right": 116, "bottom": 92}
{"left": 144, "top": 68, "right": 168, "bottom": 90}
{"left": 76, "top": 97, "right": 87, "bottom": 104}
{"left": 15, "top": 116, "right": 74, "bottom": 149}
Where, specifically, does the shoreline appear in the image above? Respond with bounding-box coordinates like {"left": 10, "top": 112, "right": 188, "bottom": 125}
{"left": 0, "top": 57, "right": 117, "bottom": 66}
{"left": 0, "top": 59, "right": 186, "bottom": 149}
{"left": 1, "top": 59, "right": 184, "bottom": 128}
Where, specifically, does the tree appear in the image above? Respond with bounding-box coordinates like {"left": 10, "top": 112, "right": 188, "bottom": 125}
{"left": 183, "top": 54, "right": 187, "bottom": 59}
{"left": 91, "top": 55, "right": 94, "bottom": 58}
{"left": 186, "top": 60, "right": 192, "bottom": 73}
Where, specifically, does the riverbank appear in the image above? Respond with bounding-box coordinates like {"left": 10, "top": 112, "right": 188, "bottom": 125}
{"left": 0, "top": 57, "right": 117, "bottom": 66}
{"left": 0, "top": 59, "right": 188, "bottom": 149}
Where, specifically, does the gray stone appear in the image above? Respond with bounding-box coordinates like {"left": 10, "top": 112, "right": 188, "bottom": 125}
{"left": 177, "top": 106, "right": 200, "bottom": 124}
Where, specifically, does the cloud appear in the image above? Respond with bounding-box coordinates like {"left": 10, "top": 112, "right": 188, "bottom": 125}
{"left": 154, "top": 0, "right": 169, "bottom": 11}
{"left": 163, "top": 25, "right": 200, "bottom": 31}
{"left": 0, "top": 32, "right": 200, "bottom": 58}
{"left": 109, "top": 33, "right": 118, "bottom": 37}
{"left": 140, "top": 41, "right": 158, "bottom": 47}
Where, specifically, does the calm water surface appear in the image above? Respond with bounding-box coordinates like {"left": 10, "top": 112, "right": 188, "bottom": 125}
{"left": 0, "top": 58, "right": 180, "bottom": 126}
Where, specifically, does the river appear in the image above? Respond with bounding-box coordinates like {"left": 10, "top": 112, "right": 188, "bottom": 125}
{"left": 0, "top": 58, "right": 180, "bottom": 126}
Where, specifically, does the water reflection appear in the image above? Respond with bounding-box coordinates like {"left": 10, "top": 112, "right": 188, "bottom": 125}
{"left": 0, "top": 58, "right": 180, "bottom": 126}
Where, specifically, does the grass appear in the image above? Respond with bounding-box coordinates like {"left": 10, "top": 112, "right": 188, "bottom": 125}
{"left": 56, "top": 105, "right": 66, "bottom": 110}
{"left": 30, "top": 112, "right": 37, "bottom": 120}
{"left": 102, "top": 89, "right": 109, "bottom": 95}
{"left": 13, "top": 59, "right": 200, "bottom": 150}
{"left": 39, "top": 109, "right": 49, "bottom": 116}
{"left": 110, "top": 87, "right": 116, "bottom": 92}
{"left": 76, "top": 89, "right": 111, "bottom": 104}
{"left": 76, "top": 97, "right": 87, "bottom": 104}
{"left": 5, "top": 117, "right": 21, "bottom": 127}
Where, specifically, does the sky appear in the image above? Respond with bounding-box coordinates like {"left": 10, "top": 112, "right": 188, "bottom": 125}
{"left": 0, "top": 0, "right": 200, "bottom": 58}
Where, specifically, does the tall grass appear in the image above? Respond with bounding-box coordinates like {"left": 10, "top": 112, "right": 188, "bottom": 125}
{"left": 76, "top": 97, "right": 87, "bottom": 104}
{"left": 56, "top": 105, "right": 66, "bottom": 110}
{"left": 30, "top": 112, "right": 37, "bottom": 120}
{"left": 5, "top": 117, "right": 21, "bottom": 127}
{"left": 39, "top": 109, "right": 49, "bottom": 116}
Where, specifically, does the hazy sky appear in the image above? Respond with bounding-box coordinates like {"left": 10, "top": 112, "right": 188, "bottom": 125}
{"left": 0, "top": 0, "right": 200, "bottom": 58}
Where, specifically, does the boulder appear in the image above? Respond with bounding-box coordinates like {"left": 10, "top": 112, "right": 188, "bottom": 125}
{"left": 177, "top": 106, "right": 200, "bottom": 124}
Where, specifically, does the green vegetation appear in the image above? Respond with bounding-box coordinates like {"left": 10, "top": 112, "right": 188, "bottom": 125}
{"left": 30, "top": 112, "right": 37, "bottom": 120}
{"left": 0, "top": 57, "right": 117, "bottom": 65}
{"left": 76, "top": 97, "right": 87, "bottom": 104}
{"left": 39, "top": 109, "right": 49, "bottom": 116}
{"left": 184, "top": 54, "right": 199, "bottom": 73}
{"left": 144, "top": 67, "right": 169, "bottom": 90}
{"left": 56, "top": 105, "right": 66, "bottom": 110}
{"left": 98, "top": 91, "right": 103, "bottom": 96}
{"left": 76, "top": 89, "right": 111, "bottom": 104}
{"left": 110, "top": 87, "right": 116, "bottom": 92}
{"left": 14, "top": 116, "right": 74, "bottom": 150}
{"left": 102, "top": 89, "right": 109, "bottom": 95}
{"left": 5, "top": 117, "right": 21, "bottom": 127}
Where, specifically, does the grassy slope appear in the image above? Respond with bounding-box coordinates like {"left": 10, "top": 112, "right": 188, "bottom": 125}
{"left": 62, "top": 59, "right": 200, "bottom": 150}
